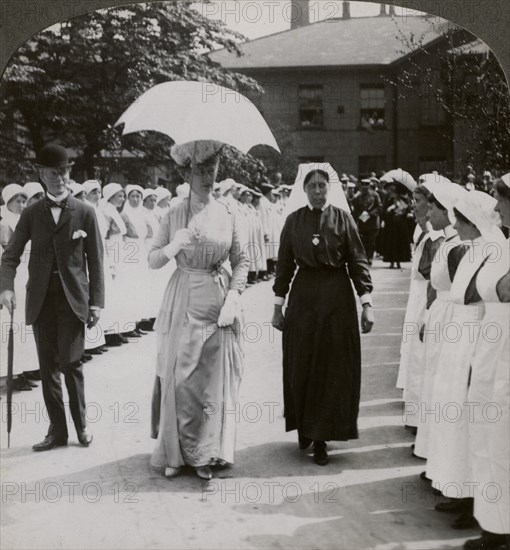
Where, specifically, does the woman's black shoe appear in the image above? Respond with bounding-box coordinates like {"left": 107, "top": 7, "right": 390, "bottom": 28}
{"left": 464, "top": 531, "right": 510, "bottom": 550}
{"left": 87, "top": 348, "right": 103, "bottom": 355}
{"left": 435, "top": 498, "right": 472, "bottom": 513}
{"left": 313, "top": 441, "right": 329, "bottom": 466}
{"left": 298, "top": 435, "right": 312, "bottom": 450}
{"left": 452, "top": 512, "right": 478, "bottom": 530}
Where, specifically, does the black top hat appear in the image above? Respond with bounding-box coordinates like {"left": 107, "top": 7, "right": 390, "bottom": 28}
{"left": 37, "top": 144, "right": 74, "bottom": 168}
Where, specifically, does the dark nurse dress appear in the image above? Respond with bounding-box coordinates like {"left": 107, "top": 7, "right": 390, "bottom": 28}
{"left": 273, "top": 205, "right": 373, "bottom": 442}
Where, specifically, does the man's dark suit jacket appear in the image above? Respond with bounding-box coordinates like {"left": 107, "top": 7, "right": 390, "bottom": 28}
{"left": 0, "top": 195, "right": 104, "bottom": 325}
{"left": 352, "top": 190, "right": 382, "bottom": 232}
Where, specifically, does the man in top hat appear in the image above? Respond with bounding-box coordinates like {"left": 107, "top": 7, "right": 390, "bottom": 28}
{"left": 0, "top": 144, "right": 104, "bottom": 451}
{"left": 351, "top": 178, "right": 382, "bottom": 265}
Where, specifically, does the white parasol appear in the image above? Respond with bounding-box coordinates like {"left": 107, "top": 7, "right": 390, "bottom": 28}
{"left": 115, "top": 81, "right": 280, "bottom": 154}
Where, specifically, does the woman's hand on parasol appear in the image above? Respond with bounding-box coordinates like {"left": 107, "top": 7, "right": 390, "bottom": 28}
{"left": 163, "top": 228, "right": 195, "bottom": 259}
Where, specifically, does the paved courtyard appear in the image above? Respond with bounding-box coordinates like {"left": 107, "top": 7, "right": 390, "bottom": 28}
{"left": 0, "top": 260, "right": 478, "bottom": 549}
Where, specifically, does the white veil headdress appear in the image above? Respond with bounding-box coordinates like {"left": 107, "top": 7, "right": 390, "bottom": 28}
{"left": 284, "top": 163, "right": 351, "bottom": 218}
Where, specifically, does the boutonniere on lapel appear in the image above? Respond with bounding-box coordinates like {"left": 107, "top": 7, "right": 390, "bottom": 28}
{"left": 72, "top": 230, "right": 87, "bottom": 240}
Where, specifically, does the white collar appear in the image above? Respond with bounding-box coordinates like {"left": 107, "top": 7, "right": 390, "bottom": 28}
{"left": 443, "top": 225, "right": 457, "bottom": 240}
{"left": 307, "top": 199, "right": 331, "bottom": 211}
{"left": 47, "top": 190, "right": 69, "bottom": 202}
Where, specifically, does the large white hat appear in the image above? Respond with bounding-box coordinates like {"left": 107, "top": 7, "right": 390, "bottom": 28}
{"left": 218, "top": 178, "right": 237, "bottom": 195}
{"left": 82, "top": 180, "right": 101, "bottom": 195}
{"left": 155, "top": 187, "right": 172, "bottom": 202}
{"left": 2, "top": 183, "right": 27, "bottom": 205}
{"left": 501, "top": 173, "right": 510, "bottom": 188}
{"left": 23, "top": 181, "right": 45, "bottom": 201}
{"left": 125, "top": 184, "right": 144, "bottom": 198}
{"left": 102, "top": 183, "right": 124, "bottom": 203}
{"left": 454, "top": 190, "right": 503, "bottom": 243}
{"left": 69, "top": 182, "right": 84, "bottom": 196}
{"left": 143, "top": 187, "right": 157, "bottom": 201}
{"left": 176, "top": 182, "right": 190, "bottom": 198}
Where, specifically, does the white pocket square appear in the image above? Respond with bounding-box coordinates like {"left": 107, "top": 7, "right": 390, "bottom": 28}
{"left": 72, "top": 230, "right": 87, "bottom": 240}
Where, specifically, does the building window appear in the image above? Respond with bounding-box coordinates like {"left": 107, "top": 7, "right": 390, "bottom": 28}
{"left": 359, "top": 155, "right": 387, "bottom": 176}
{"left": 420, "top": 70, "right": 446, "bottom": 126}
{"left": 360, "top": 85, "right": 386, "bottom": 129}
{"left": 419, "top": 157, "right": 448, "bottom": 176}
{"left": 298, "top": 85, "right": 324, "bottom": 128}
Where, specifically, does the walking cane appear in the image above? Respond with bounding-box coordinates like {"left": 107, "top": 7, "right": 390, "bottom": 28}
{"left": 6, "top": 306, "right": 14, "bottom": 448}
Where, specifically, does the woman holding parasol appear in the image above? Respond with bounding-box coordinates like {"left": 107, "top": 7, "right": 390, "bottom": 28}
{"left": 115, "top": 80, "right": 279, "bottom": 480}
{"left": 148, "top": 140, "right": 249, "bottom": 480}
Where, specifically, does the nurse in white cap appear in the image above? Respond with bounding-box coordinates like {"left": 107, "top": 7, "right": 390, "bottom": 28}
{"left": 464, "top": 174, "right": 509, "bottom": 550}
{"left": 1, "top": 185, "right": 39, "bottom": 389}
{"left": 425, "top": 191, "right": 504, "bottom": 525}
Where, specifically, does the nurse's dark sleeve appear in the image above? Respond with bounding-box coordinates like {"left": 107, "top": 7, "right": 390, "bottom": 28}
{"left": 272, "top": 214, "right": 296, "bottom": 300}
{"left": 448, "top": 244, "right": 469, "bottom": 282}
{"left": 345, "top": 211, "right": 373, "bottom": 297}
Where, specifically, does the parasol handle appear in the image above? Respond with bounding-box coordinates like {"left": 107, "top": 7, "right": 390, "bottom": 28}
{"left": 185, "top": 141, "right": 198, "bottom": 227}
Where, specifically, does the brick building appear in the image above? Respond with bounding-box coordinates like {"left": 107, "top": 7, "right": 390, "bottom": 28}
{"left": 209, "top": 1, "right": 476, "bottom": 180}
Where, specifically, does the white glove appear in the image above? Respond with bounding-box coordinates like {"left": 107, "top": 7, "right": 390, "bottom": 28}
{"left": 217, "top": 290, "right": 240, "bottom": 327}
{"left": 163, "top": 228, "right": 194, "bottom": 260}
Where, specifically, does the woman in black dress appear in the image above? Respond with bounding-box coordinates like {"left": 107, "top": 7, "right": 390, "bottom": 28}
{"left": 380, "top": 183, "right": 414, "bottom": 268}
{"left": 271, "top": 165, "right": 374, "bottom": 466}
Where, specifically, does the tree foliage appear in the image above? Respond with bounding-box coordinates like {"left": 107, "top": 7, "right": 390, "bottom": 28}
{"left": 388, "top": 20, "right": 509, "bottom": 174}
{"left": 0, "top": 1, "right": 265, "bottom": 182}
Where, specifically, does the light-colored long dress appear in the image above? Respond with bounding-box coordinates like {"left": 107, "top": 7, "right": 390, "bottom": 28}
{"left": 0, "top": 210, "right": 38, "bottom": 376}
{"left": 397, "top": 225, "right": 428, "bottom": 390}
{"left": 426, "top": 237, "right": 490, "bottom": 497}
{"left": 398, "top": 228, "right": 443, "bottom": 426}
{"left": 469, "top": 239, "right": 509, "bottom": 534}
{"left": 149, "top": 195, "right": 249, "bottom": 469}
{"left": 413, "top": 230, "right": 465, "bottom": 458}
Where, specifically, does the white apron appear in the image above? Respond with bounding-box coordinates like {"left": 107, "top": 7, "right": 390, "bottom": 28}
{"left": 413, "top": 233, "right": 460, "bottom": 458}
{"left": 468, "top": 239, "right": 509, "bottom": 533}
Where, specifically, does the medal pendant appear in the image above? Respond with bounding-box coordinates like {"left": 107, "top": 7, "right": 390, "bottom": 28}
{"left": 312, "top": 235, "right": 320, "bottom": 246}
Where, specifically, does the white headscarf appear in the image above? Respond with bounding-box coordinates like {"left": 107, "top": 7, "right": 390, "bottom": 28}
{"left": 1, "top": 184, "right": 28, "bottom": 232}
{"left": 122, "top": 185, "right": 148, "bottom": 239}
{"left": 454, "top": 190, "right": 505, "bottom": 244}
{"left": 99, "top": 183, "right": 127, "bottom": 236}
{"left": 284, "top": 163, "right": 350, "bottom": 218}
{"left": 83, "top": 180, "right": 102, "bottom": 196}
{"left": 170, "top": 182, "right": 191, "bottom": 206}
{"left": 23, "top": 181, "right": 45, "bottom": 202}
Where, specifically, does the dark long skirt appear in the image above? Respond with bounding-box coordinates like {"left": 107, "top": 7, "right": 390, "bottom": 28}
{"left": 283, "top": 266, "right": 361, "bottom": 441}
{"left": 380, "top": 215, "right": 412, "bottom": 263}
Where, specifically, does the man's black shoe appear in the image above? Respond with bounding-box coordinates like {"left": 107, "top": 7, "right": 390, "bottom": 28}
{"left": 32, "top": 435, "right": 68, "bottom": 452}
{"left": 77, "top": 429, "right": 93, "bottom": 446}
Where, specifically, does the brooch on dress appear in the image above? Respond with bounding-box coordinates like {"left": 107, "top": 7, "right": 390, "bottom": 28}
{"left": 312, "top": 234, "right": 320, "bottom": 246}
